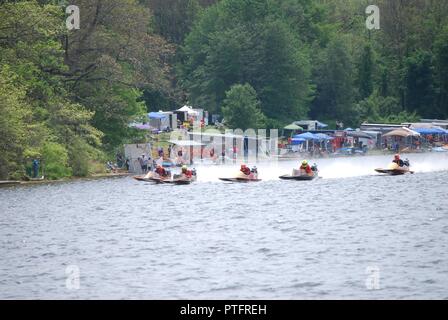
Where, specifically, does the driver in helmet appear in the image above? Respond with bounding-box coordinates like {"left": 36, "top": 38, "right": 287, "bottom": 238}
{"left": 392, "top": 154, "right": 405, "bottom": 167}
{"left": 299, "top": 160, "right": 313, "bottom": 175}
{"left": 240, "top": 164, "right": 251, "bottom": 175}
{"left": 181, "top": 165, "right": 193, "bottom": 178}
{"left": 155, "top": 164, "right": 168, "bottom": 177}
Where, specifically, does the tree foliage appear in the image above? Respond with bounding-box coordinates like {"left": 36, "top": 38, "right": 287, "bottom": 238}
{"left": 1, "top": 0, "right": 448, "bottom": 179}
{"left": 0, "top": 0, "right": 173, "bottom": 179}
{"left": 221, "top": 84, "right": 266, "bottom": 130}
{"left": 179, "top": 0, "right": 313, "bottom": 122}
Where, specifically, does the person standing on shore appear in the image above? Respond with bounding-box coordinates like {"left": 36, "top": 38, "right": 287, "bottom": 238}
{"left": 141, "top": 155, "right": 149, "bottom": 173}
{"left": 125, "top": 158, "right": 130, "bottom": 171}
{"left": 32, "top": 159, "right": 39, "bottom": 178}
{"left": 138, "top": 155, "right": 144, "bottom": 173}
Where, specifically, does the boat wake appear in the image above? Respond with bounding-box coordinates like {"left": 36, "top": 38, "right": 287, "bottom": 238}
{"left": 192, "top": 153, "right": 448, "bottom": 182}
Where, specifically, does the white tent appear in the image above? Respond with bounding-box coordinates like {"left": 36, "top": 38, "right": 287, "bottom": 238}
{"left": 383, "top": 127, "right": 420, "bottom": 138}
{"left": 178, "top": 105, "right": 198, "bottom": 115}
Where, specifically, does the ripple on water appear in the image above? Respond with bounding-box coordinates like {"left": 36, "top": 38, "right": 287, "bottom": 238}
{"left": 0, "top": 161, "right": 447, "bottom": 299}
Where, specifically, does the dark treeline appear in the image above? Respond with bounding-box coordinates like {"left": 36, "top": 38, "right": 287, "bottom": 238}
{"left": 1, "top": 0, "right": 447, "bottom": 179}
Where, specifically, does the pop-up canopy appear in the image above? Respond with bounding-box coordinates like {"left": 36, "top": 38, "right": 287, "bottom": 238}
{"left": 148, "top": 112, "right": 168, "bottom": 119}
{"left": 293, "top": 132, "right": 318, "bottom": 140}
{"left": 284, "top": 123, "right": 303, "bottom": 130}
{"left": 291, "top": 138, "right": 306, "bottom": 145}
{"left": 314, "top": 133, "right": 334, "bottom": 140}
{"left": 413, "top": 127, "right": 447, "bottom": 135}
{"left": 346, "top": 131, "right": 374, "bottom": 139}
{"left": 177, "top": 106, "right": 198, "bottom": 115}
{"left": 383, "top": 127, "right": 420, "bottom": 137}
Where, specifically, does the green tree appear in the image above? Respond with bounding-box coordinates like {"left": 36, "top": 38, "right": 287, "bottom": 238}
{"left": 147, "top": 0, "right": 202, "bottom": 44}
{"left": 179, "top": 0, "right": 313, "bottom": 122}
{"left": 65, "top": 0, "right": 174, "bottom": 148}
{"left": 221, "top": 84, "right": 266, "bottom": 130}
{"left": 357, "top": 44, "right": 374, "bottom": 100}
{"left": 41, "top": 142, "right": 72, "bottom": 180}
{"left": 404, "top": 50, "right": 436, "bottom": 117}
{"left": 311, "top": 38, "right": 356, "bottom": 125}
{"left": 0, "top": 1, "right": 106, "bottom": 179}
{"left": 354, "top": 91, "right": 416, "bottom": 124}
{"left": 0, "top": 68, "right": 31, "bottom": 179}
{"left": 435, "top": 26, "right": 448, "bottom": 118}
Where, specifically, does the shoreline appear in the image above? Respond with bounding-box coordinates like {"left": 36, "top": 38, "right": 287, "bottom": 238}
{"left": 1, "top": 151, "right": 446, "bottom": 188}
{"left": 0, "top": 172, "right": 133, "bottom": 188}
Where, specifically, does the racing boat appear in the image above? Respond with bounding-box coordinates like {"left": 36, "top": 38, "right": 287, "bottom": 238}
{"left": 133, "top": 170, "right": 172, "bottom": 183}
{"left": 279, "top": 165, "right": 319, "bottom": 181}
{"left": 133, "top": 170, "right": 157, "bottom": 182}
{"left": 169, "top": 169, "right": 197, "bottom": 185}
{"left": 219, "top": 167, "right": 261, "bottom": 183}
{"left": 148, "top": 174, "right": 172, "bottom": 183}
{"left": 279, "top": 174, "right": 317, "bottom": 181}
{"left": 135, "top": 168, "right": 196, "bottom": 185}
{"left": 133, "top": 175, "right": 151, "bottom": 182}
{"left": 375, "top": 161, "right": 414, "bottom": 175}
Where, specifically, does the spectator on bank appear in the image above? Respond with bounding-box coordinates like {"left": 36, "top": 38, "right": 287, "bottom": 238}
{"left": 142, "top": 155, "right": 152, "bottom": 173}
{"left": 125, "top": 158, "right": 130, "bottom": 171}
{"left": 32, "top": 159, "right": 40, "bottom": 178}
{"left": 138, "top": 156, "right": 143, "bottom": 172}
{"left": 116, "top": 153, "right": 123, "bottom": 168}
{"left": 106, "top": 161, "right": 117, "bottom": 173}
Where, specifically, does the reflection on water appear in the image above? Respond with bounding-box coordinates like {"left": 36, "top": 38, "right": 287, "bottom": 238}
{"left": 0, "top": 153, "right": 447, "bottom": 299}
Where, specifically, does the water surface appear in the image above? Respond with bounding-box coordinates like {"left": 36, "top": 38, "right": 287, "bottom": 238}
{"left": 1, "top": 153, "right": 447, "bottom": 299}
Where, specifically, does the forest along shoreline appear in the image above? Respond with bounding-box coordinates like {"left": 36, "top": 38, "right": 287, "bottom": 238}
{"left": 1, "top": 1, "right": 448, "bottom": 183}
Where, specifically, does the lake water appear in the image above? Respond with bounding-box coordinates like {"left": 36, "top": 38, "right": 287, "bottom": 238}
{"left": 1, "top": 153, "right": 448, "bottom": 299}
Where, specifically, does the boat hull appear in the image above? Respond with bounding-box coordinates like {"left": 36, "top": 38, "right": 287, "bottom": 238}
{"left": 133, "top": 175, "right": 151, "bottom": 182}
{"left": 134, "top": 174, "right": 196, "bottom": 185}
{"left": 374, "top": 168, "right": 413, "bottom": 175}
{"left": 219, "top": 178, "right": 262, "bottom": 183}
{"left": 279, "top": 175, "right": 317, "bottom": 181}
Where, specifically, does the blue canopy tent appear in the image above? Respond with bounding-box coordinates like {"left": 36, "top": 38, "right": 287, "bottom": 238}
{"left": 148, "top": 112, "right": 170, "bottom": 131}
{"left": 413, "top": 127, "right": 448, "bottom": 146}
{"left": 314, "top": 133, "right": 334, "bottom": 151}
{"left": 293, "top": 132, "right": 319, "bottom": 152}
{"left": 413, "top": 127, "right": 447, "bottom": 135}
{"left": 291, "top": 138, "right": 306, "bottom": 145}
{"left": 314, "top": 133, "right": 334, "bottom": 140}
{"left": 293, "top": 132, "right": 318, "bottom": 140}
{"left": 148, "top": 112, "right": 167, "bottom": 119}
